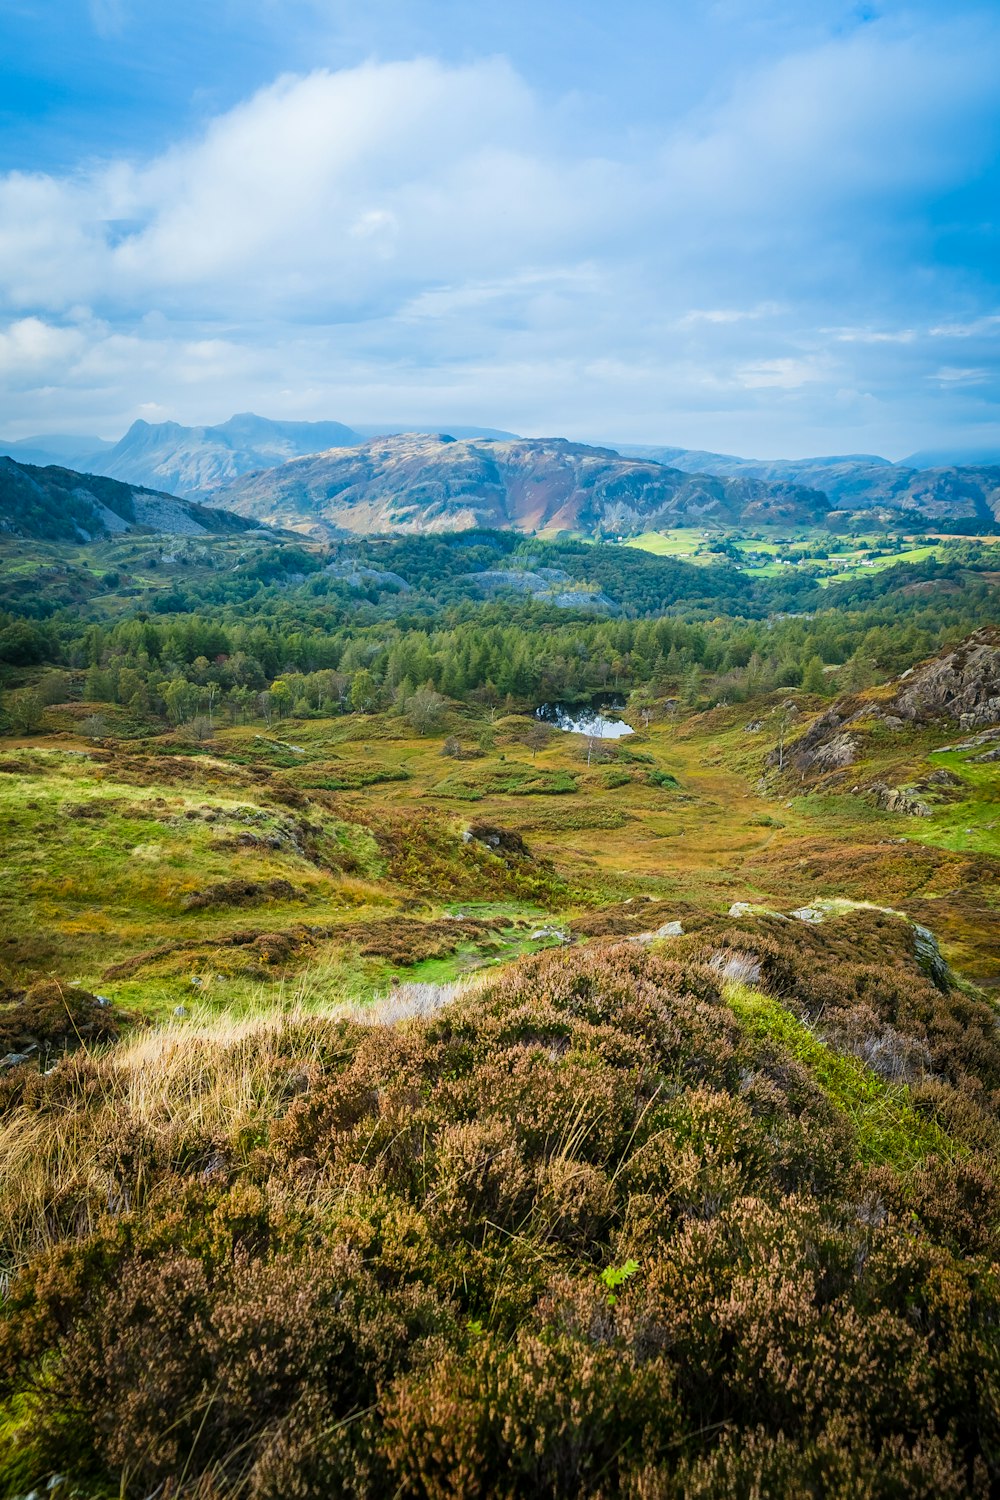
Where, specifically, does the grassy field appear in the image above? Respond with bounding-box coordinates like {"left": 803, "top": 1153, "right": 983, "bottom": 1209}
{"left": 3, "top": 685, "right": 998, "bottom": 1014}
{"left": 623, "top": 527, "right": 1000, "bottom": 583}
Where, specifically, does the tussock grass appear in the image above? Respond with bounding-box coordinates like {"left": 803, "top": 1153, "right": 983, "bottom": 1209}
{"left": 0, "top": 974, "right": 484, "bottom": 1279}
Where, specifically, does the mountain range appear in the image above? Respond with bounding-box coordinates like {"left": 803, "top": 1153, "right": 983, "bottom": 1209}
{"left": 2, "top": 414, "right": 1000, "bottom": 537}
{"left": 0, "top": 416, "right": 519, "bottom": 499}
{"left": 212, "top": 432, "right": 831, "bottom": 536}
{"left": 617, "top": 445, "right": 1000, "bottom": 519}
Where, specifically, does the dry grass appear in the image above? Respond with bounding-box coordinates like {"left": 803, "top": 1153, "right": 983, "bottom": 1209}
{"left": 0, "top": 973, "right": 484, "bottom": 1280}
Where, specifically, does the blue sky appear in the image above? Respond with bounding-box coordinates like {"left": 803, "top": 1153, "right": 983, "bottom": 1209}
{"left": 0, "top": 0, "right": 998, "bottom": 457}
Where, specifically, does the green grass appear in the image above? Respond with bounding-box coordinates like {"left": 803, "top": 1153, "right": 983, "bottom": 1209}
{"left": 620, "top": 527, "right": 1000, "bottom": 584}
{"left": 3, "top": 680, "right": 998, "bottom": 1014}
{"left": 724, "top": 981, "right": 957, "bottom": 1167}
{"left": 904, "top": 749, "right": 1000, "bottom": 857}
{"left": 430, "top": 764, "right": 578, "bottom": 800}
{"left": 624, "top": 529, "right": 716, "bottom": 562}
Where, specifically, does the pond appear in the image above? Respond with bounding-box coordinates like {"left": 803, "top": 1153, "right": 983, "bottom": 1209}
{"left": 534, "top": 694, "right": 634, "bottom": 739}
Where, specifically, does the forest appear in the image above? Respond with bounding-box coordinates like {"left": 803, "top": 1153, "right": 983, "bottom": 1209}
{"left": 2, "top": 530, "right": 999, "bottom": 739}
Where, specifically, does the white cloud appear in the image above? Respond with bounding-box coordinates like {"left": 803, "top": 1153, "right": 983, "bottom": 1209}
{"left": 0, "top": 19, "right": 997, "bottom": 454}
{"left": 0, "top": 317, "right": 87, "bottom": 383}
{"left": 929, "top": 315, "right": 1000, "bottom": 338}
{"left": 930, "top": 367, "right": 991, "bottom": 385}
{"left": 736, "top": 356, "right": 829, "bottom": 389}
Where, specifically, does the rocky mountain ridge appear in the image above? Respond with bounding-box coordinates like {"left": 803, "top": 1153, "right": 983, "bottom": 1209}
{"left": 214, "top": 432, "right": 831, "bottom": 536}
{"left": 96, "top": 413, "right": 364, "bottom": 498}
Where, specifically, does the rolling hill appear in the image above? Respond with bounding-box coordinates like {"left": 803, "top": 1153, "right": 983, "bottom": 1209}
{"left": 214, "top": 432, "right": 831, "bottom": 536}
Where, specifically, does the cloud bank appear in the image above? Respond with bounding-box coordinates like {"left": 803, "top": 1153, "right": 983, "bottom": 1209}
{"left": 1, "top": 11, "right": 999, "bottom": 456}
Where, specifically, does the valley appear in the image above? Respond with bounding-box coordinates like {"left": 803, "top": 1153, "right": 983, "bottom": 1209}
{"left": 2, "top": 467, "right": 1000, "bottom": 1498}
{"left": 3, "top": 654, "right": 998, "bottom": 1022}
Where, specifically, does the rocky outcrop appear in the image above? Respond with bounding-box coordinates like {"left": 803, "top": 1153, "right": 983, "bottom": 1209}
{"left": 893, "top": 628, "right": 1000, "bottom": 727}
{"left": 767, "top": 703, "right": 862, "bottom": 775}
{"left": 867, "top": 782, "right": 931, "bottom": 817}
{"left": 214, "top": 433, "right": 830, "bottom": 538}
{"left": 774, "top": 628, "right": 1000, "bottom": 782}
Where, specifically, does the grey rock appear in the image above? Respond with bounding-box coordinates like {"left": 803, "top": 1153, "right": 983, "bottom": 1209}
{"left": 869, "top": 782, "right": 932, "bottom": 817}
{"left": 913, "top": 922, "right": 951, "bottom": 991}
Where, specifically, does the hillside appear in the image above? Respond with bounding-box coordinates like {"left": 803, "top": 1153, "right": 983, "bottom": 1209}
{"left": 3, "top": 489, "right": 1000, "bottom": 1494}
{"left": 0, "top": 456, "right": 263, "bottom": 543}
{"left": 619, "top": 444, "right": 1000, "bottom": 521}
{"left": 216, "top": 432, "right": 830, "bottom": 536}
{"left": 1, "top": 631, "right": 1000, "bottom": 1494}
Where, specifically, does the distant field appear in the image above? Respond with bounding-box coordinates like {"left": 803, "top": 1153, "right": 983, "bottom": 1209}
{"left": 623, "top": 526, "right": 1000, "bottom": 582}
{"left": 623, "top": 529, "right": 716, "bottom": 562}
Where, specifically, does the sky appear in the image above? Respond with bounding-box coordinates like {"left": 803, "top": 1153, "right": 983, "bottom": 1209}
{"left": 0, "top": 0, "right": 998, "bottom": 458}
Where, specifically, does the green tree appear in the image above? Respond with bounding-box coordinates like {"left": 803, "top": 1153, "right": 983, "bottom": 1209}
{"left": 269, "top": 679, "right": 293, "bottom": 719}
{"left": 161, "top": 678, "right": 196, "bottom": 726}
{"left": 350, "top": 669, "right": 378, "bottom": 714}
{"left": 801, "top": 655, "right": 827, "bottom": 695}
{"left": 5, "top": 688, "right": 43, "bottom": 735}
{"left": 681, "top": 665, "right": 701, "bottom": 710}
{"left": 406, "top": 683, "right": 446, "bottom": 735}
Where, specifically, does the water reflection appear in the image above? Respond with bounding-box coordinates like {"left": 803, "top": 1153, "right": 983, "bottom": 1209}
{"left": 535, "top": 696, "right": 634, "bottom": 739}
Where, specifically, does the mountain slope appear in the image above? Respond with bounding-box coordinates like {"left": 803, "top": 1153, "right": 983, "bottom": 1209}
{"left": 0, "top": 457, "right": 263, "bottom": 543}
{"left": 98, "top": 413, "right": 364, "bottom": 497}
{"left": 617, "top": 444, "right": 1000, "bottom": 520}
{"left": 215, "top": 433, "right": 830, "bottom": 536}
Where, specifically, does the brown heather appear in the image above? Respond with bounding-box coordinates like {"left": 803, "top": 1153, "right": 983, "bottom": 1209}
{"left": 0, "top": 922, "right": 998, "bottom": 1497}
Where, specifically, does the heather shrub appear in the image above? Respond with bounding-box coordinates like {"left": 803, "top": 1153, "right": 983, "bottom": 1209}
{"left": 0, "top": 979, "right": 125, "bottom": 1054}
{"left": 1, "top": 933, "right": 999, "bottom": 1498}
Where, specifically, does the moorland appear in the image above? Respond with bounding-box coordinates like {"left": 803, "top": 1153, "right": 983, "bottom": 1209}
{"left": 1, "top": 452, "right": 999, "bottom": 1497}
